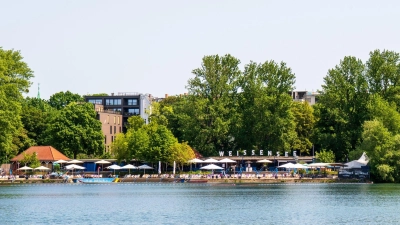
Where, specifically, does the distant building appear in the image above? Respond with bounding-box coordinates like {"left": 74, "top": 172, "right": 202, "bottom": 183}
{"left": 93, "top": 104, "right": 123, "bottom": 153}
{"left": 84, "top": 92, "right": 152, "bottom": 132}
{"left": 290, "top": 91, "right": 319, "bottom": 105}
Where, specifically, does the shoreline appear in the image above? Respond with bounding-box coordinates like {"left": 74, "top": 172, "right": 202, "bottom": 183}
{"left": 0, "top": 177, "right": 371, "bottom": 185}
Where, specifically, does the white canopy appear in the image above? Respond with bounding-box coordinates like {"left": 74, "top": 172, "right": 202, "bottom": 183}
{"left": 95, "top": 160, "right": 111, "bottom": 164}
{"left": 121, "top": 164, "right": 137, "bottom": 169}
{"left": 278, "top": 163, "right": 294, "bottom": 168}
{"left": 204, "top": 158, "right": 219, "bottom": 163}
{"left": 218, "top": 158, "right": 236, "bottom": 163}
{"left": 188, "top": 158, "right": 204, "bottom": 163}
{"left": 34, "top": 166, "right": 50, "bottom": 170}
{"left": 65, "top": 164, "right": 85, "bottom": 170}
{"left": 67, "top": 159, "right": 83, "bottom": 164}
{"left": 138, "top": 165, "right": 153, "bottom": 170}
{"left": 106, "top": 165, "right": 121, "bottom": 170}
{"left": 200, "top": 164, "right": 224, "bottom": 170}
{"left": 17, "top": 166, "right": 33, "bottom": 170}
{"left": 345, "top": 160, "right": 367, "bottom": 169}
{"left": 257, "top": 159, "right": 273, "bottom": 163}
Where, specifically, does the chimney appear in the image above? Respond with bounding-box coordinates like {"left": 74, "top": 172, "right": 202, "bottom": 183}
{"left": 111, "top": 93, "right": 114, "bottom": 96}
{"left": 165, "top": 94, "right": 168, "bottom": 98}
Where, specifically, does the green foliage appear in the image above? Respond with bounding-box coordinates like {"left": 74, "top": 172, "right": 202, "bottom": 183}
{"left": 0, "top": 48, "right": 34, "bottom": 163}
{"left": 43, "top": 102, "right": 104, "bottom": 159}
{"left": 316, "top": 149, "right": 335, "bottom": 163}
{"left": 291, "top": 101, "right": 314, "bottom": 155}
{"left": 20, "top": 152, "right": 40, "bottom": 168}
{"left": 87, "top": 93, "right": 108, "bottom": 96}
{"left": 48, "top": 91, "right": 83, "bottom": 110}
{"left": 314, "top": 56, "right": 370, "bottom": 161}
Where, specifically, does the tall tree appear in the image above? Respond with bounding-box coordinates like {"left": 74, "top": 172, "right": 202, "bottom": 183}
{"left": 43, "top": 102, "right": 104, "bottom": 159}
{"left": 291, "top": 101, "right": 315, "bottom": 155}
{"left": 314, "top": 56, "right": 370, "bottom": 161}
{"left": 366, "top": 50, "right": 400, "bottom": 107}
{"left": 185, "top": 54, "right": 241, "bottom": 156}
{"left": 0, "top": 48, "right": 34, "bottom": 163}
{"left": 235, "top": 60, "right": 296, "bottom": 154}
{"left": 48, "top": 91, "right": 83, "bottom": 110}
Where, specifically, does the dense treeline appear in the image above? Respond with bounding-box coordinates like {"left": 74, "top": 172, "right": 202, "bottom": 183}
{"left": 1, "top": 47, "right": 400, "bottom": 182}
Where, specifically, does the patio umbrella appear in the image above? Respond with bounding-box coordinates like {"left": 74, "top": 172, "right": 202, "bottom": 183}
{"left": 188, "top": 158, "right": 204, "bottom": 171}
{"left": 278, "top": 163, "right": 295, "bottom": 168}
{"left": 67, "top": 159, "right": 83, "bottom": 164}
{"left": 17, "top": 166, "right": 33, "bottom": 171}
{"left": 95, "top": 160, "right": 111, "bottom": 171}
{"left": 292, "top": 163, "right": 307, "bottom": 169}
{"left": 218, "top": 158, "right": 236, "bottom": 170}
{"left": 34, "top": 166, "right": 51, "bottom": 175}
{"left": 54, "top": 159, "right": 68, "bottom": 171}
{"left": 138, "top": 164, "right": 153, "bottom": 174}
{"left": 121, "top": 164, "right": 137, "bottom": 174}
{"left": 106, "top": 164, "right": 121, "bottom": 175}
{"left": 307, "top": 163, "right": 331, "bottom": 168}
{"left": 200, "top": 164, "right": 223, "bottom": 174}
{"left": 65, "top": 164, "right": 85, "bottom": 176}
{"left": 257, "top": 159, "right": 273, "bottom": 163}
{"left": 203, "top": 158, "right": 219, "bottom": 163}
{"left": 200, "top": 164, "right": 224, "bottom": 170}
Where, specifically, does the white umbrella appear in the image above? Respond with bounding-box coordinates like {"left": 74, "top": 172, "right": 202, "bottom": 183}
{"left": 188, "top": 158, "right": 204, "bottom": 163}
{"left": 278, "top": 163, "right": 295, "bottom": 168}
{"left": 67, "top": 159, "right": 83, "bottom": 164}
{"left": 106, "top": 164, "right": 121, "bottom": 175}
{"left": 173, "top": 161, "right": 176, "bottom": 175}
{"left": 138, "top": 164, "right": 153, "bottom": 174}
{"left": 257, "top": 159, "right": 273, "bottom": 163}
{"left": 218, "top": 158, "right": 236, "bottom": 170}
{"left": 65, "top": 164, "right": 85, "bottom": 176}
{"left": 200, "top": 164, "right": 224, "bottom": 170}
{"left": 95, "top": 160, "right": 111, "bottom": 172}
{"left": 17, "top": 166, "right": 33, "bottom": 171}
{"left": 292, "top": 163, "right": 307, "bottom": 169}
{"left": 34, "top": 166, "right": 51, "bottom": 171}
{"left": 121, "top": 164, "right": 137, "bottom": 174}
{"left": 203, "top": 158, "right": 219, "bottom": 163}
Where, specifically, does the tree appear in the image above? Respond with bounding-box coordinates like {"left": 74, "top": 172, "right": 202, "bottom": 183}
{"left": 291, "top": 101, "right": 314, "bottom": 155}
{"left": 359, "top": 120, "right": 400, "bottom": 182}
{"left": 235, "top": 60, "right": 296, "bottom": 154}
{"left": 0, "top": 48, "right": 34, "bottom": 163}
{"left": 366, "top": 50, "right": 400, "bottom": 108}
{"left": 314, "top": 56, "right": 370, "bottom": 161}
{"left": 316, "top": 149, "right": 335, "bottom": 163}
{"left": 43, "top": 102, "right": 104, "bottom": 159}
{"left": 48, "top": 91, "right": 83, "bottom": 110}
{"left": 184, "top": 54, "right": 241, "bottom": 156}
{"left": 167, "top": 142, "right": 195, "bottom": 171}
{"left": 20, "top": 152, "right": 40, "bottom": 168}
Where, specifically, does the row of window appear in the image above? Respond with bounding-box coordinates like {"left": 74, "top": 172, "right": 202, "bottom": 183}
{"left": 87, "top": 98, "right": 138, "bottom": 106}
{"left": 107, "top": 115, "right": 121, "bottom": 124}
{"left": 109, "top": 125, "right": 122, "bottom": 134}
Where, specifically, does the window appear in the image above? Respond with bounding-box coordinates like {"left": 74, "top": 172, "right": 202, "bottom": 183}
{"left": 88, "top": 99, "right": 103, "bottom": 104}
{"left": 105, "top": 99, "right": 122, "bottom": 105}
{"left": 114, "top": 126, "right": 116, "bottom": 134}
{"left": 117, "top": 117, "right": 120, "bottom": 125}
{"left": 104, "top": 135, "right": 107, "bottom": 144}
{"left": 119, "top": 126, "right": 122, "bottom": 133}
{"left": 126, "top": 99, "right": 137, "bottom": 105}
{"left": 107, "top": 115, "right": 109, "bottom": 124}
{"left": 114, "top": 116, "right": 116, "bottom": 124}
{"left": 110, "top": 126, "right": 112, "bottom": 134}
{"left": 127, "top": 108, "right": 139, "bottom": 115}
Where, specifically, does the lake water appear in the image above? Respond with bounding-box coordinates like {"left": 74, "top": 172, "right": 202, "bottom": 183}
{"left": 0, "top": 183, "right": 399, "bottom": 225}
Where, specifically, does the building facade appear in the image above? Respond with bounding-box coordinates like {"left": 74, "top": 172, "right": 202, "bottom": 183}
{"left": 290, "top": 91, "right": 319, "bottom": 105}
{"left": 84, "top": 92, "right": 152, "bottom": 133}
{"left": 93, "top": 104, "right": 123, "bottom": 153}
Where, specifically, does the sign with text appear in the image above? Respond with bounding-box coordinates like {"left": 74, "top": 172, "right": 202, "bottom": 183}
{"left": 219, "top": 150, "right": 298, "bottom": 157}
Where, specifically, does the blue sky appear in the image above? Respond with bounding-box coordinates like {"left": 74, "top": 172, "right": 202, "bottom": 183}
{"left": 1, "top": 0, "right": 399, "bottom": 99}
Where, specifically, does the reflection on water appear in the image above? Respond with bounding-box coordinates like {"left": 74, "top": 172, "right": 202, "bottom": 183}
{"left": 0, "top": 183, "right": 399, "bottom": 225}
